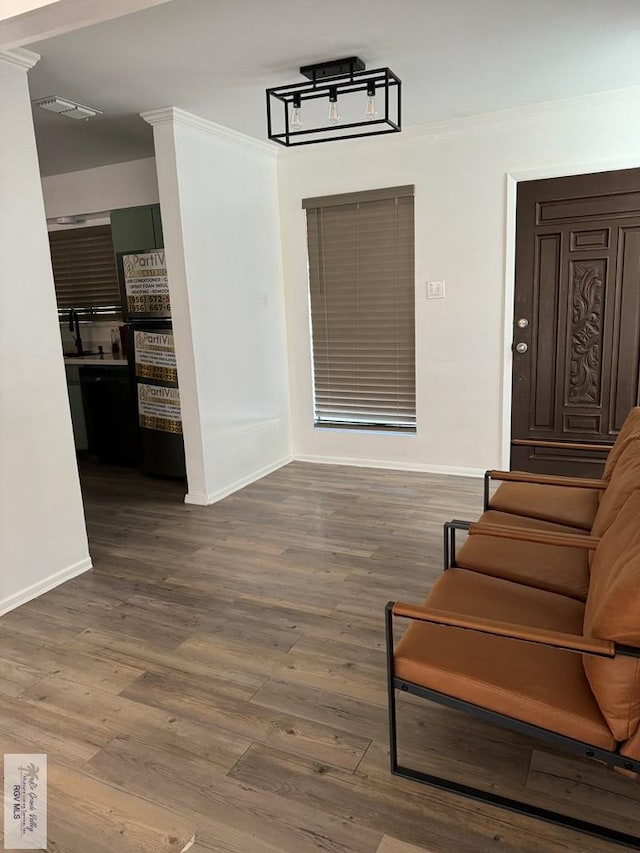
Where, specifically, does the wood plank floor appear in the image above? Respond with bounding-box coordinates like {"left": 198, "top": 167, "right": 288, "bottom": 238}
{"left": 1, "top": 460, "right": 639, "bottom": 852}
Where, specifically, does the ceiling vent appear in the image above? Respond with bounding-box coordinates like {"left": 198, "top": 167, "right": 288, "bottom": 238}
{"left": 33, "top": 96, "right": 102, "bottom": 120}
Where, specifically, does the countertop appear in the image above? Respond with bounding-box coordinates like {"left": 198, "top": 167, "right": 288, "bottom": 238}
{"left": 64, "top": 356, "right": 128, "bottom": 366}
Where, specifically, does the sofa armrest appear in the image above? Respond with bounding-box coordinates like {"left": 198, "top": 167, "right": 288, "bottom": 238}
{"left": 468, "top": 522, "right": 600, "bottom": 550}
{"left": 486, "top": 470, "right": 606, "bottom": 490}
{"left": 390, "top": 602, "right": 614, "bottom": 657}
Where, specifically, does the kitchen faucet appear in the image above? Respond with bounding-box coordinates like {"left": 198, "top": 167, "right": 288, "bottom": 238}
{"left": 68, "top": 309, "right": 84, "bottom": 356}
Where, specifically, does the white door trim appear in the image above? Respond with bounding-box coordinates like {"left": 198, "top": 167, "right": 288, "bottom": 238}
{"left": 501, "top": 156, "right": 640, "bottom": 469}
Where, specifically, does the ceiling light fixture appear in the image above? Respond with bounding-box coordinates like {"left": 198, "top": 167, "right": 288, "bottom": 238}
{"left": 266, "top": 56, "right": 401, "bottom": 147}
{"left": 33, "top": 96, "right": 102, "bottom": 120}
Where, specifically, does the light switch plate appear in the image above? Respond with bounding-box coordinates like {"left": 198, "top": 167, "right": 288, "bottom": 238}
{"left": 427, "top": 280, "right": 445, "bottom": 299}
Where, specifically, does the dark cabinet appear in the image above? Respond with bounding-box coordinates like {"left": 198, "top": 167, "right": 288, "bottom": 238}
{"left": 80, "top": 366, "right": 137, "bottom": 465}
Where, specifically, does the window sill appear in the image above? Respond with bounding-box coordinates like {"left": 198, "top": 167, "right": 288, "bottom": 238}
{"left": 313, "top": 424, "right": 417, "bottom": 437}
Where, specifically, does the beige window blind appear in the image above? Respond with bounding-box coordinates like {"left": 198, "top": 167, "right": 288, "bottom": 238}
{"left": 49, "top": 224, "right": 121, "bottom": 316}
{"left": 303, "top": 186, "right": 416, "bottom": 431}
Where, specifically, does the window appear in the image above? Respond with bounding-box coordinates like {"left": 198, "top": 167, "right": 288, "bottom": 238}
{"left": 49, "top": 224, "right": 121, "bottom": 317}
{"left": 303, "top": 185, "right": 416, "bottom": 432}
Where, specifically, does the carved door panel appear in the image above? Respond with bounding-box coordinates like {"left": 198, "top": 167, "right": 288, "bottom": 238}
{"left": 511, "top": 169, "right": 640, "bottom": 476}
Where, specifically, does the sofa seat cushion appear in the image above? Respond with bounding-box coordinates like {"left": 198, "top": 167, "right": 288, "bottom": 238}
{"left": 488, "top": 481, "right": 599, "bottom": 530}
{"left": 394, "top": 569, "right": 615, "bottom": 750}
{"left": 455, "top": 531, "right": 590, "bottom": 601}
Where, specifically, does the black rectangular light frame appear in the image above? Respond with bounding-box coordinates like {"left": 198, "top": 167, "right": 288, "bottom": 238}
{"left": 266, "top": 65, "right": 401, "bottom": 147}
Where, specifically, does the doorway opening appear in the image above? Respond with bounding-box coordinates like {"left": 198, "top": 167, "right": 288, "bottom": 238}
{"left": 49, "top": 205, "right": 187, "bottom": 501}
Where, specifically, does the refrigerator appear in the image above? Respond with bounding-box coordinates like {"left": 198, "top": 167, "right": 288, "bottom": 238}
{"left": 116, "top": 248, "right": 186, "bottom": 479}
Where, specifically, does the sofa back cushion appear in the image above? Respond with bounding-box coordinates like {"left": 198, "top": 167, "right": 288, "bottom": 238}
{"left": 591, "top": 442, "right": 640, "bottom": 538}
{"left": 584, "top": 491, "right": 640, "bottom": 740}
{"left": 602, "top": 408, "right": 640, "bottom": 481}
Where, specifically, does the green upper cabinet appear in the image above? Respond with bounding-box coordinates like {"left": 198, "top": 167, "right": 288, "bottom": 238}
{"left": 151, "top": 204, "right": 164, "bottom": 248}
{"left": 110, "top": 204, "right": 164, "bottom": 254}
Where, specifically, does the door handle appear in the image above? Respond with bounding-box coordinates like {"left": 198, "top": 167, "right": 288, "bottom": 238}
{"left": 516, "top": 318, "right": 529, "bottom": 328}
{"left": 515, "top": 342, "right": 528, "bottom": 354}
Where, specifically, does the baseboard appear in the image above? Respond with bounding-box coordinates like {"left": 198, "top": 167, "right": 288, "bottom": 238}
{"left": 294, "top": 455, "right": 485, "bottom": 478}
{"left": 183, "top": 491, "right": 210, "bottom": 506}
{"left": 184, "top": 454, "right": 294, "bottom": 505}
{"left": 0, "top": 556, "right": 93, "bottom": 617}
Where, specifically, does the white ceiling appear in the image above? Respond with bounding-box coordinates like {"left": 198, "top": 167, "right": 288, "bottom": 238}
{"left": 26, "top": 0, "right": 640, "bottom": 176}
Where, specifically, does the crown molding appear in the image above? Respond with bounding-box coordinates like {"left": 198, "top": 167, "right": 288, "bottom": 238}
{"left": 0, "top": 47, "right": 40, "bottom": 71}
{"left": 140, "top": 106, "right": 178, "bottom": 127}
{"left": 401, "top": 84, "right": 640, "bottom": 141}
{"left": 141, "top": 107, "right": 278, "bottom": 158}
{"left": 144, "top": 84, "right": 640, "bottom": 161}
{"left": 280, "top": 84, "right": 640, "bottom": 158}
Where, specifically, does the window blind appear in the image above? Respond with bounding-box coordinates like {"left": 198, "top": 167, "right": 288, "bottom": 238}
{"left": 304, "top": 186, "right": 416, "bottom": 431}
{"left": 49, "top": 224, "right": 121, "bottom": 316}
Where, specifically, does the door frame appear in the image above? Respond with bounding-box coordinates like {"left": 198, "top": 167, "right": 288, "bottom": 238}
{"left": 500, "top": 156, "right": 640, "bottom": 469}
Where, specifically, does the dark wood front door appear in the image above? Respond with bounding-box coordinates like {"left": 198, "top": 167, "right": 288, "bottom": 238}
{"left": 511, "top": 168, "right": 640, "bottom": 476}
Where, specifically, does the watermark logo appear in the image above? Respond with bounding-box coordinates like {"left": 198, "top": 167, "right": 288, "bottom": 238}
{"left": 4, "top": 754, "right": 47, "bottom": 849}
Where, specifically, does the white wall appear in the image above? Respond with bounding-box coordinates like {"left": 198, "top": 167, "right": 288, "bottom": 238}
{"left": 278, "top": 87, "right": 640, "bottom": 476}
{"left": 41, "top": 156, "right": 159, "bottom": 219}
{"left": 145, "top": 109, "right": 292, "bottom": 503}
{"left": 0, "top": 48, "right": 90, "bottom": 614}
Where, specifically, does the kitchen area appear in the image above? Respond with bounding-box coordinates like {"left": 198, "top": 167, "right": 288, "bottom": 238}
{"left": 54, "top": 203, "right": 186, "bottom": 481}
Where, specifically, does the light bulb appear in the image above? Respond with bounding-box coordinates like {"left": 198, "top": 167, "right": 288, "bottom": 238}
{"left": 291, "top": 95, "right": 302, "bottom": 130}
{"left": 365, "top": 81, "right": 377, "bottom": 120}
{"left": 328, "top": 86, "right": 339, "bottom": 124}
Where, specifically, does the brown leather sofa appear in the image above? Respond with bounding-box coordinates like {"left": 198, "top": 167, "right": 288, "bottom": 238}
{"left": 386, "top": 489, "right": 640, "bottom": 849}
{"left": 482, "top": 407, "right": 640, "bottom": 530}
{"left": 447, "top": 437, "right": 640, "bottom": 599}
